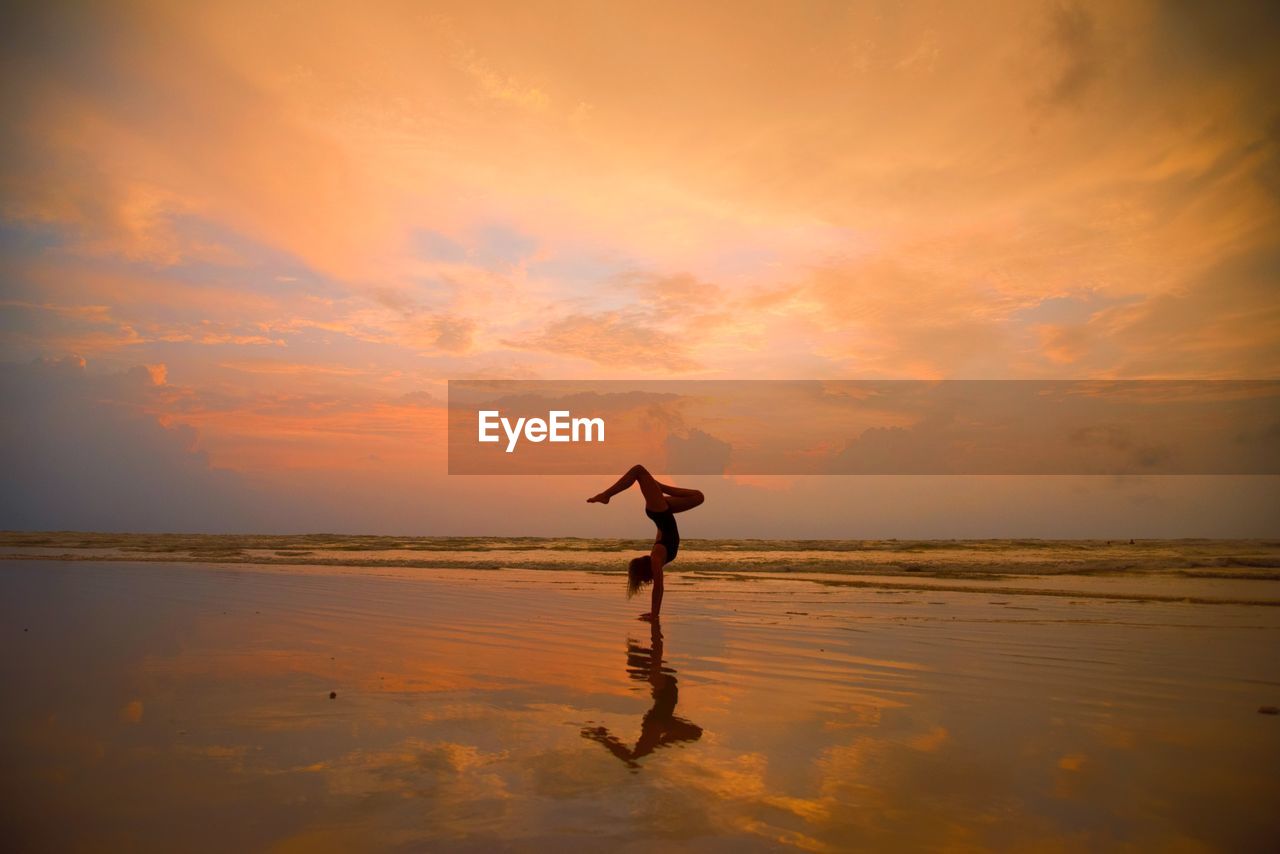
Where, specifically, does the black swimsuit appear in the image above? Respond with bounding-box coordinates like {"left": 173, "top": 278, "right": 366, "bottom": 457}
{"left": 646, "top": 507, "right": 680, "bottom": 563}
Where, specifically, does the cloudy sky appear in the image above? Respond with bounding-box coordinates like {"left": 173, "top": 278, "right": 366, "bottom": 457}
{"left": 1, "top": 0, "right": 1276, "bottom": 536}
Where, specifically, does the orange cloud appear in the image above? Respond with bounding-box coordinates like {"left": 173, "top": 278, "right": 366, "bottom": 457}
{"left": 2, "top": 1, "right": 1277, "bottom": 533}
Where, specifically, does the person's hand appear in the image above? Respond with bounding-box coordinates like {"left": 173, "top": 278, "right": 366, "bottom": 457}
{"left": 587, "top": 493, "right": 610, "bottom": 504}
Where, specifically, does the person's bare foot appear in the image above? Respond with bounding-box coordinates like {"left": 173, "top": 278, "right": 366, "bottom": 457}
{"left": 587, "top": 493, "right": 610, "bottom": 504}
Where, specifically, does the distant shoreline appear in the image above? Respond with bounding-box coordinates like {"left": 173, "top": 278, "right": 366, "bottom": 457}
{"left": 4, "top": 530, "right": 1279, "bottom": 549}
{"left": 3, "top": 531, "right": 1278, "bottom": 608}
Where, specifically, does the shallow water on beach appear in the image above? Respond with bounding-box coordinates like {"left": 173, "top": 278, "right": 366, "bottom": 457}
{"left": 2, "top": 559, "right": 1279, "bottom": 851}
{"left": 5, "top": 533, "right": 1280, "bottom": 580}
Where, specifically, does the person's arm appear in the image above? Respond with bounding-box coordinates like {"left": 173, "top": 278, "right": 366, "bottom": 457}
{"left": 649, "top": 555, "right": 664, "bottom": 618}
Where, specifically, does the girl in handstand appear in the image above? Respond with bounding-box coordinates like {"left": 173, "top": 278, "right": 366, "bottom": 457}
{"left": 587, "top": 464, "right": 704, "bottom": 620}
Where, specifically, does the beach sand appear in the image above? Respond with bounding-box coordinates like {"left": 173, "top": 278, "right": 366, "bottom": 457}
{"left": 2, "top": 538, "right": 1279, "bottom": 851}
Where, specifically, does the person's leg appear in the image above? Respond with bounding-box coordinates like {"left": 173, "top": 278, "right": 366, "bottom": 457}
{"left": 658, "top": 481, "right": 701, "bottom": 498}
{"left": 589, "top": 464, "right": 668, "bottom": 511}
{"left": 580, "top": 726, "right": 640, "bottom": 767}
{"left": 661, "top": 484, "right": 704, "bottom": 514}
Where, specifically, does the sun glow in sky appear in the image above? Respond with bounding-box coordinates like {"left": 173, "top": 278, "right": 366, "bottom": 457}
{"left": 1, "top": 1, "right": 1277, "bottom": 536}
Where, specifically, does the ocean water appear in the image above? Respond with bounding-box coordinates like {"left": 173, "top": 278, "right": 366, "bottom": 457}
{"left": 3, "top": 533, "right": 1278, "bottom": 608}
{"left": 3, "top": 532, "right": 1279, "bottom": 575}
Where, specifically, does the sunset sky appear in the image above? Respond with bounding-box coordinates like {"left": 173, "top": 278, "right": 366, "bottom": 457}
{"left": 1, "top": 1, "right": 1277, "bottom": 536}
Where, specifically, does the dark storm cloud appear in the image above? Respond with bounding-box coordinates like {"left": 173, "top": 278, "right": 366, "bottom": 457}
{"left": 0, "top": 358, "right": 255, "bottom": 532}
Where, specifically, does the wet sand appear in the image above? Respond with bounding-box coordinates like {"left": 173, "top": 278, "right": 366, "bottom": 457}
{"left": 2, "top": 554, "right": 1279, "bottom": 851}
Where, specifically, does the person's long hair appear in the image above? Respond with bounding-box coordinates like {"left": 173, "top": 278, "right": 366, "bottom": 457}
{"left": 627, "top": 554, "right": 653, "bottom": 598}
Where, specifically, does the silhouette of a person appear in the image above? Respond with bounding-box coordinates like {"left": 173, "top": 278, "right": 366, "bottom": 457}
{"left": 587, "top": 463, "right": 706, "bottom": 620}
{"left": 581, "top": 619, "right": 703, "bottom": 768}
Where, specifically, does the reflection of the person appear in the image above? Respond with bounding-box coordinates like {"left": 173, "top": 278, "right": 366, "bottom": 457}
{"left": 581, "top": 619, "right": 703, "bottom": 768}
